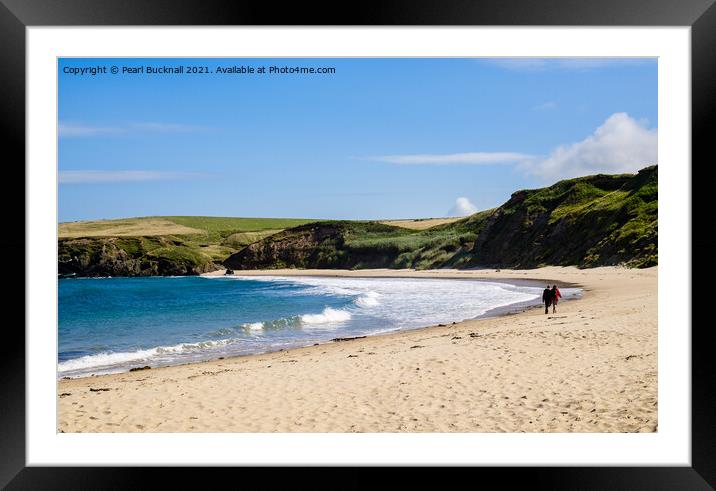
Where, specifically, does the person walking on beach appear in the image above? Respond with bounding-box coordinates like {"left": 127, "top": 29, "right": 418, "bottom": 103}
{"left": 551, "top": 284, "right": 562, "bottom": 313}
{"left": 542, "top": 285, "right": 554, "bottom": 315}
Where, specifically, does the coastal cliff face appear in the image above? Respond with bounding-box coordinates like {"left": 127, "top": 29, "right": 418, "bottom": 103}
{"left": 224, "top": 166, "right": 657, "bottom": 270}
{"left": 56, "top": 217, "right": 313, "bottom": 278}
{"left": 58, "top": 236, "right": 220, "bottom": 277}
{"left": 461, "top": 165, "right": 657, "bottom": 268}
{"left": 223, "top": 221, "right": 425, "bottom": 270}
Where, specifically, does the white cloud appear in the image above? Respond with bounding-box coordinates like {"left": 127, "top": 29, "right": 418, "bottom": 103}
{"left": 129, "top": 122, "right": 207, "bottom": 133}
{"left": 489, "top": 59, "right": 551, "bottom": 71}
{"left": 486, "top": 58, "right": 653, "bottom": 72}
{"left": 365, "top": 152, "right": 533, "bottom": 165}
{"left": 520, "top": 112, "right": 657, "bottom": 180}
{"left": 59, "top": 170, "right": 204, "bottom": 184}
{"left": 59, "top": 121, "right": 208, "bottom": 137}
{"left": 533, "top": 101, "right": 557, "bottom": 111}
{"left": 448, "top": 197, "right": 478, "bottom": 217}
{"left": 58, "top": 122, "right": 121, "bottom": 137}
{"left": 360, "top": 112, "right": 655, "bottom": 181}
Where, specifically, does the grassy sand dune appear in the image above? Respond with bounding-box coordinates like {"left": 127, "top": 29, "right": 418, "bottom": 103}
{"left": 380, "top": 217, "right": 462, "bottom": 230}
{"left": 222, "top": 230, "right": 284, "bottom": 248}
{"left": 58, "top": 266, "right": 657, "bottom": 433}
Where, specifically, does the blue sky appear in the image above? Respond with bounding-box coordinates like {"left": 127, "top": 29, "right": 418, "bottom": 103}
{"left": 58, "top": 58, "right": 657, "bottom": 222}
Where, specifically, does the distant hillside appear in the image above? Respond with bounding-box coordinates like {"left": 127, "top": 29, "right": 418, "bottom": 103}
{"left": 58, "top": 216, "right": 314, "bottom": 277}
{"left": 58, "top": 168, "right": 657, "bottom": 277}
{"left": 224, "top": 166, "right": 657, "bottom": 271}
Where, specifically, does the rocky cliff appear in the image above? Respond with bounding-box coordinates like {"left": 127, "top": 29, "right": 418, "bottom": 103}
{"left": 58, "top": 236, "right": 220, "bottom": 277}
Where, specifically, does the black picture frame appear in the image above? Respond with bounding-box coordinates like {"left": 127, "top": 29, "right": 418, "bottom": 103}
{"left": 2, "top": 0, "right": 714, "bottom": 488}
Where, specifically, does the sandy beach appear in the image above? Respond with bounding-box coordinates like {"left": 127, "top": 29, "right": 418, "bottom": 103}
{"left": 58, "top": 266, "right": 657, "bottom": 433}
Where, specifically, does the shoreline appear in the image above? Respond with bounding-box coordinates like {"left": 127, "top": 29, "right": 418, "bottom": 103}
{"left": 58, "top": 266, "right": 657, "bottom": 433}
{"left": 207, "top": 267, "right": 584, "bottom": 288}
{"left": 59, "top": 271, "right": 580, "bottom": 380}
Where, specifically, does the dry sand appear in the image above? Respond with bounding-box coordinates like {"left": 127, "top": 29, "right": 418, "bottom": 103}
{"left": 58, "top": 266, "right": 657, "bottom": 433}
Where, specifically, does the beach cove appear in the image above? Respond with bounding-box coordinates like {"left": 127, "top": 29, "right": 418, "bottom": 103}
{"left": 58, "top": 266, "right": 657, "bottom": 433}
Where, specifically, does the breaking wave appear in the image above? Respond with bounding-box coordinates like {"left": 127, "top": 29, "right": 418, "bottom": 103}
{"left": 234, "top": 307, "right": 355, "bottom": 332}
{"left": 58, "top": 337, "right": 244, "bottom": 374}
{"left": 300, "top": 307, "right": 352, "bottom": 325}
{"left": 241, "top": 322, "right": 265, "bottom": 331}
{"left": 354, "top": 291, "right": 380, "bottom": 308}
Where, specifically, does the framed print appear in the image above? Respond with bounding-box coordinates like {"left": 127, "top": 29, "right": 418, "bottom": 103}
{"left": 3, "top": 0, "right": 715, "bottom": 487}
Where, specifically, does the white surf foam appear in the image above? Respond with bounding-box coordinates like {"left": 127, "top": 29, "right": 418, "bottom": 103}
{"left": 58, "top": 348, "right": 157, "bottom": 373}
{"left": 241, "top": 322, "right": 264, "bottom": 331}
{"left": 354, "top": 291, "right": 380, "bottom": 308}
{"left": 300, "top": 307, "right": 352, "bottom": 326}
{"left": 58, "top": 337, "right": 245, "bottom": 374}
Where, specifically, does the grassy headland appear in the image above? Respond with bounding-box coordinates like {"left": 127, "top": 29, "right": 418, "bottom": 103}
{"left": 225, "top": 166, "right": 657, "bottom": 271}
{"left": 59, "top": 166, "right": 657, "bottom": 277}
{"left": 58, "top": 216, "right": 315, "bottom": 277}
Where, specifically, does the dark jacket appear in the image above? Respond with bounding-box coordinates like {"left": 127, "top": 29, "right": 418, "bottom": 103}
{"left": 542, "top": 288, "right": 553, "bottom": 304}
